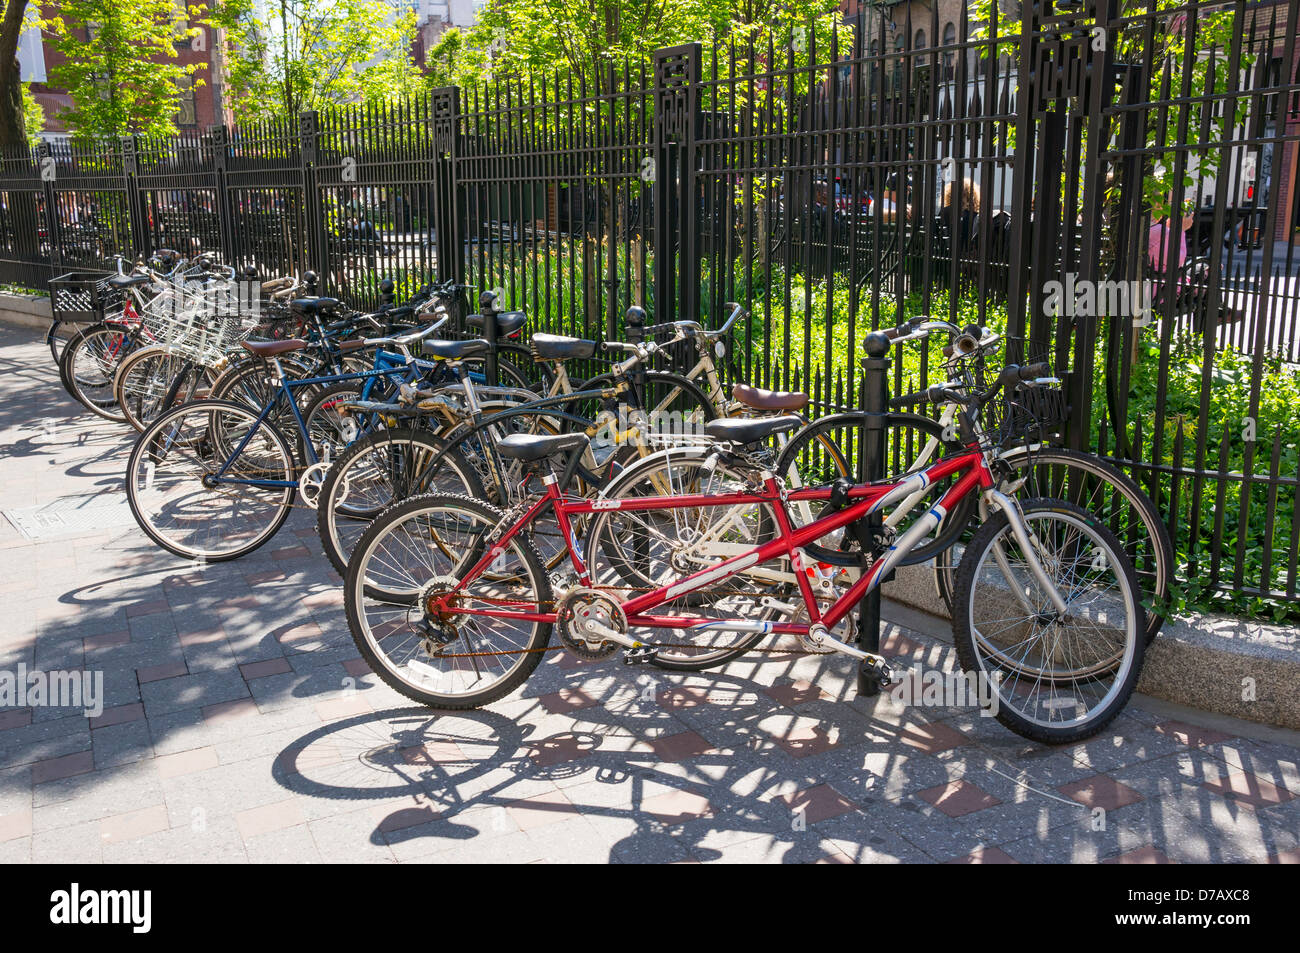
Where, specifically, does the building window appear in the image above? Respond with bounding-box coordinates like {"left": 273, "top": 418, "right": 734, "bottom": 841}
{"left": 942, "top": 23, "right": 957, "bottom": 78}
{"left": 176, "top": 75, "right": 197, "bottom": 126}
{"left": 915, "top": 30, "right": 927, "bottom": 48}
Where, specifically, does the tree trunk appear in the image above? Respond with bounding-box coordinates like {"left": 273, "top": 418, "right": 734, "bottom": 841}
{"left": 0, "top": 0, "right": 29, "bottom": 150}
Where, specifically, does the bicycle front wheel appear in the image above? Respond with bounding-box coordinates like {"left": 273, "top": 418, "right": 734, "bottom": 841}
{"left": 115, "top": 347, "right": 211, "bottom": 433}
{"left": 60, "top": 324, "right": 135, "bottom": 421}
{"left": 952, "top": 498, "right": 1144, "bottom": 744}
{"left": 126, "top": 400, "right": 296, "bottom": 561}
{"left": 345, "top": 493, "right": 553, "bottom": 709}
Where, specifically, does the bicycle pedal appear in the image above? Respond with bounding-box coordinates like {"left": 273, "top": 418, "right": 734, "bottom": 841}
{"left": 622, "top": 645, "right": 659, "bottom": 666}
{"left": 856, "top": 657, "right": 895, "bottom": 697}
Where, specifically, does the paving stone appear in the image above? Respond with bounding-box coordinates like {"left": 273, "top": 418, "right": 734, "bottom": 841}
{"left": 141, "top": 669, "right": 251, "bottom": 717}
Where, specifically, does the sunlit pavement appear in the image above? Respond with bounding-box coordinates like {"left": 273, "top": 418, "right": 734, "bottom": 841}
{"left": 0, "top": 325, "right": 1296, "bottom": 864}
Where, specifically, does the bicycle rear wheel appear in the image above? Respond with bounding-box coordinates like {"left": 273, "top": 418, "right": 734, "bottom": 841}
{"left": 345, "top": 493, "right": 553, "bottom": 709}
{"left": 126, "top": 400, "right": 296, "bottom": 561}
{"left": 585, "top": 449, "right": 790, "bottom": 671}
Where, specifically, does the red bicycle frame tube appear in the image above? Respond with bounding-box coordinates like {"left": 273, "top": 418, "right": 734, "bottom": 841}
{"left": 439, "top": 449, "right": 993, "bottom": 635}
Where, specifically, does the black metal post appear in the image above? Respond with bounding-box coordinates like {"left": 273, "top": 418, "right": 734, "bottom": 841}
{"left": 856, "top": 331, "right": 891, "bottom": 672}
{"left": 207, "top": 127, "right": 236, "bottom": 268}
{"left": 299, "top": 111, "right": 327, "bottom": 291}
{"left": 38, "top": 142, "right": 61, "bottom": 274}
{"left": 480, "top": 289, "right": 499, "bottom": 386}
{"left": 119, "top": 137, "right": 147, "bottom": 259}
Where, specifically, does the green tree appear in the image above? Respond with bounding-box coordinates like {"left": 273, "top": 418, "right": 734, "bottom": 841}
{"left": 205, "top": 0, "right": 427, "bottom": 122}
{"left": 20, "top": 80, "right": 40, "bottom": 146}
{"left": 41, "top": 0, "right": 205, "bottom": 141}
{"left": 443, "top": 0, "right": 846, "bottom": 90}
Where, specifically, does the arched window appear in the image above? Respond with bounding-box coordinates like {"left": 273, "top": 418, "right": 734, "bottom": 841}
{"left": 942, "top": 23, "right": 957, "bottom": 78}
{"left": 915, "top": 29, "right": 927, "bottom": 48}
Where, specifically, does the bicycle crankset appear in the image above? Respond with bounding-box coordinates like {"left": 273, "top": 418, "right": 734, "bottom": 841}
{"left": 555, "top": 588, "right": 627, "bottom": 661}
{"left": 299, "top": 461, "right": 333, "bottom": 508}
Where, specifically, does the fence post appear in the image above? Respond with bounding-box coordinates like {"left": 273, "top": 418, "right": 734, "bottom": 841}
{"left": 855, "top": 331, "right": 891, "bottom": 674}
{"left": 37, "top": 141, "right": 61, "bottom": 273}
{"left": 299, "top": 111, "right": 327, "bottom": 288}
{"left": 119, "top": 136, "right": 148, "bottom": 258}
{"left": 207, "top": 126, "right": 236, "bottom": 267}
{"left": 652, "top": 43, "right": 701, "bottom": 324}
{"left": 479, "top": 289, "right": 499, "bottom": 386}
{"left": 429, "top": 87, "right": 462, "bottom": 286}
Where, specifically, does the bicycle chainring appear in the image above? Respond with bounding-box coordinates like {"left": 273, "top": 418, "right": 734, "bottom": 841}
{"left": 555, "top": 588, "right": 626, "bottom": 661}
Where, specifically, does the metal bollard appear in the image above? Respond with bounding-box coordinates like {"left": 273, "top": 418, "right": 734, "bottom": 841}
{"left": 856, "top": 331, "right": 891, "bottom": 671}
{"left": 479, "top": 289, "right": 499, "bottom": 387}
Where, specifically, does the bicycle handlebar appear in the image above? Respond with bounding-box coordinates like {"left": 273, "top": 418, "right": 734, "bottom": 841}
{"left": 642, "top": 302, "right": 746, "bottom": 339}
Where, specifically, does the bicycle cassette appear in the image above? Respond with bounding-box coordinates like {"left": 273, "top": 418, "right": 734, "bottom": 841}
{"left": 556, "top": 588, "right": 626, "bottom": 661}
{"left": 415, "top": 576, "right": 465, "bottom": 653}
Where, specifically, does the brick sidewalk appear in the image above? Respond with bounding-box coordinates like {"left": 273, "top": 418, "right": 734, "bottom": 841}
{"left": 0, "top": 325, "right": 1296, "bottom": 863}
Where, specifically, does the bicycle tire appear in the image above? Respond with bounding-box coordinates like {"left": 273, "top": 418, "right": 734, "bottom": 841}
{"left": 59, "top": 323, "right": 135, "bottom": 421}
{"left": 951, "top": 498, "right": 1144, "bottom": 744}
{"left": 344, "top": 492, "right": 553, "bottom": 709}
{"left": 584, "top": 446, "right": 790, "bottom": 671}
{"left": 773, "top": 411, "right": 975, "bottom": 566}
{"left": 316, "top": 427, "right": 485, "bottom": 577}
{"left": 126, "top": 399, "right": 296, "bottom": 561}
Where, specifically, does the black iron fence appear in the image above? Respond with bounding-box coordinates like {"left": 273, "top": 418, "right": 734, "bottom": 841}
{"left": 2, "top": 0, "right": 1300, "bottom": 612}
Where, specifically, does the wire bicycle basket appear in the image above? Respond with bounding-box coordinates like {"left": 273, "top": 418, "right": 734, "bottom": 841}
{"left": 141, "top": 284, "right": 255, "bottom": 366}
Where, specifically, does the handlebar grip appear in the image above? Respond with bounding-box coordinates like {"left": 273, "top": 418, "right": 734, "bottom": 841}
{"left": 1020, "top": 362, "right": 1051, "bottom": 380}
{"left": 999, "top": 363, "right": 1053, "bottom": 386}
{"left": 889, "top": 388, "right": 932, "bottom": 408}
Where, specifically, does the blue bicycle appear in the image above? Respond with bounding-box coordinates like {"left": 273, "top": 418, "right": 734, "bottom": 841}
{"left": 124, "top": 322, "right": 489, "bottom": 561}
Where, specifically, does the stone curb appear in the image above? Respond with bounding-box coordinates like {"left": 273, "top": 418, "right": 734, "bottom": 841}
{"left": 0, "top": 292, "right": 53, "bottom": 330}
{"left": 884, "top": 563, "right": 1300, "bottom": 730}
